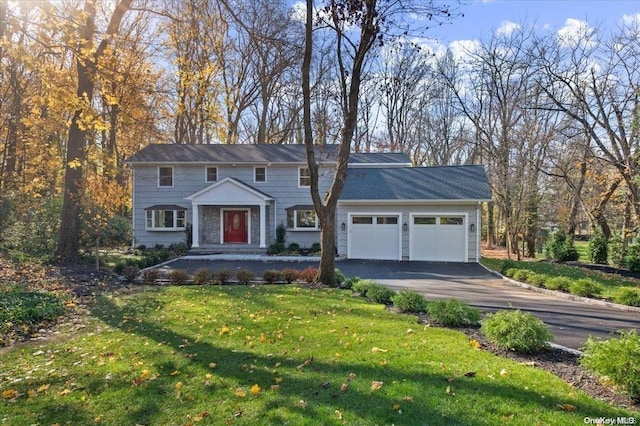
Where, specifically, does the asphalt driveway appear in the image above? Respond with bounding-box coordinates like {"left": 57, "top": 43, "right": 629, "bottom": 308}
{"left": 165, "top": 258, "right": 640, "bottom": 350}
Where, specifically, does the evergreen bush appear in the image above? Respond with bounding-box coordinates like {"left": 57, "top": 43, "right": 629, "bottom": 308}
{"left": 625, "top": 244, "right": 640, "bottom": 272}
{"left": 391, "top": 291, "right": 428, "bottom": 313}
{"left": 427, "top": 299, "right": 481, "bottom": 327}
{"left": 588, "top": 230, "right": 608, "bottom": 264}
{"left": 608, "top": 232, "right": 626, "bottom": 268}
{"left": 581, "top": 330, "right": 640, "bottom": 400}
{"left": 568, "top": 278, "right": 602, "bottom": 297}
{"left": 482, "top": 310, "right": 552, "bottom": 353}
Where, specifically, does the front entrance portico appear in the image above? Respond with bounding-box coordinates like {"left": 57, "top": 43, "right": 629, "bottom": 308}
{"left": 185, "top": 177, "right": 273, "bottom": 249}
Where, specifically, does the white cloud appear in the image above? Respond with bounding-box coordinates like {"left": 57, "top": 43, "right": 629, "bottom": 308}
{"left": 556, "top": 18, "right": 595, "bottom": 48}
{"left": 622, "top": 13, "right": 640, "bottom": 27}
{"left": 496, "top": 21, "right": 521, "bottom": 37}
{"left": 290, "top": 1, "right": 307, "bottom": 23}
{"left": 449, "top": 39, "right": 481, "bottom": 62}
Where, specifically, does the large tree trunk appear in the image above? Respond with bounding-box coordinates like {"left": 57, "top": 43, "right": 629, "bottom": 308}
{"left": 55, "top": 0, "right": 132, "bottom": 262}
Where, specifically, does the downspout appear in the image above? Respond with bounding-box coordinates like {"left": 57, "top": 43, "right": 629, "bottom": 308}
{"left": 476, "top": 202, "right": 481, "bottom": 262}
{"left": 131, "top": 167, "right": 136, "bottom": 248}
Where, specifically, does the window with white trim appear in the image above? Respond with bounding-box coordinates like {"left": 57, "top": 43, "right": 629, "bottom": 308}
{"left": 205, "top": 166, "right": 217, "bottom": 183}
{"left": 146, "top": 209, "right": 186, "bottom": 230}
{"left": 287, "top": 209, "right": 318, "bottom": 229}
{"left": 158, "top": 166, "right": 173, "bottom": 187}
{"left": 254, "top": 166, "right": 266, "bottom": 183}
{"left": 299, "top": 167, "right": 311, "bottom": 187}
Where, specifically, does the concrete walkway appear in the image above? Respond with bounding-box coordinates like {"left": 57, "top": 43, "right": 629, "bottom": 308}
{"left": 166, "top": 257, "right": 640, "bottom": 350}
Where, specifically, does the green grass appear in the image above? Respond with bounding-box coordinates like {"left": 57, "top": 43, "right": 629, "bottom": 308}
{"left": 1, "top": 285, "right": 636, "bottom": 425}
{"left": 482, "top": 257, "right": 640, "bottom": 301}
{"left": 574, "top": 240, "right": 590, "bottom": 263}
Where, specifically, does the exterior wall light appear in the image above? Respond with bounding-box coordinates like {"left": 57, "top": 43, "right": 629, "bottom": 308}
{"left": 470, "top": 223, "right": 475, "bottom": 233}
{"left": 403, "top": 223, "right": 408, "bottom": 231}
{"left": 341, "top": 222, "right": 346, "bottom": 231}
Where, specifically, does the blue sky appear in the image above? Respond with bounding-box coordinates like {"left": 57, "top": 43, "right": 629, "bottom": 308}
{"left": 431, "top": 0, "right": 640, "bottom": 42}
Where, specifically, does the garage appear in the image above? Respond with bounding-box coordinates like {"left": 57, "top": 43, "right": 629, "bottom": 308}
{"left": 348, "top": 214, "right": 401, "bottom": 260}
{"left": 410, "top": 214, "right": 467, "bottom": 262}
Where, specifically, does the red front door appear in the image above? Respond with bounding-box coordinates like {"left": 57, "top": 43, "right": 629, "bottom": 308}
{"left": 224, "top": 210, "right": 248, "bottom": 243}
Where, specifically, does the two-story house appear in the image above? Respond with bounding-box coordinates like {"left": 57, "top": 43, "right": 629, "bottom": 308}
{"left": 125, "top": 144, "right": 491, "bottom": 262}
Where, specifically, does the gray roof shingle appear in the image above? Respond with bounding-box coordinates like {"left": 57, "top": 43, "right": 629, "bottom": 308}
{"left": 341, "top": 165, "right": 491, "bottom": 201}
{"left": 126, "top": 144, "right": 411, "bottom": 165}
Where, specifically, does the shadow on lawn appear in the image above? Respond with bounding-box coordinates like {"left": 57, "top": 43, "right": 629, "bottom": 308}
{"left": 86, "top": 288, "right": 628, "bottom": 425}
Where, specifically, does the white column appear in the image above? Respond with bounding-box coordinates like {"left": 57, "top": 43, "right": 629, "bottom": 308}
{"left": 259, "top": 203, "right": 266, "bottom": 248}
{"left": 192, "top": 203, "right": 200, "bottom": 248}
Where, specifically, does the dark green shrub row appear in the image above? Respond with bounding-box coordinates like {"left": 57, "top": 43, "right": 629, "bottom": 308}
{"left": 543, "top": 230, "right": 578, "bottom": 261}
{"left": 142, "top": 266, "right": 348, "bottom": 286}
{"left": 503, "top": 268, "right": 603, "bottom": 298}
{"left": 427, "top": 299, "right": 481, "bottom": 327}
{"left": 0, "top": 291, "right": 65, "bottom": 342}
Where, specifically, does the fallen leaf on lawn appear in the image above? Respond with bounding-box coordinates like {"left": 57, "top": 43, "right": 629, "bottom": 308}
{"left": 28, "top": 389, "right": 38, "bottom": 398}
{"left": 2, "top": 389, "right": 18, "bottom": 400}
{"left": 519, "top": 361, "right": 537, "bottom": 367}
{"left": 175, "top": 382, "right": 183, "bottom": 390}
{"left": 340, "top": 383, "right": 349, "bottom": 392}
{"left": 37, "top": 384, "right": 50, "bottom": 392}
{"left": 402, "top": 396, "right": 414, "bottom": 402}
{"left": 170, "top": 370, "right": 181, "bottom": 376}
{"left": 464, "top": 371, "right": 476, "bottom": 378}
{"left": 371, "top": 347, "right": 388, "bottom": 353}
{"left": 556, "top": 403, "right": 577, "bottom": 412}
{"left": 321, "top": 382, "right": 330, "bottom": 388}
{"left": 406, "top": 328, "right": 414, "bottom": 334}
{"left": 371, "top": 381, "right": 383, "bottom": 391}
{"left": 348, "top": 373, "right": 357, "bottom": 380}
{"left": 140, "top": 369, "right": 150, "bottom": 380}
{"left": 219, "top": 326, "right": 230, "bottom": 336}
{"left": 393, "top": 404, "right": 401, "bottom": 411}
{"left": 209, "top": 362, "right": 217, "bottom": 369}
{"left": 250, "top": 384, "right": 261, "bottom": 396}
{"left": 440, "top": 363, "right": 447, "bottom": 370}
{"left": 274, "top": 377, "right": 283, "bottom": 383}
{"left": 335, "top": 410, "right": 343, "bottom": 419}
{"left": 469, "top": 339, "right": 481, "bottom": 349}
{"left": 59, "top": 389, "right": 71, "bottom": 396}
{"left": 296, "top": 357, "right": 314, "bottom": 370}
{"left": 94, "top": 415, "right": 103, "bottom": 423}
{"left": 499, "top": 369, "right": 509, "bottom": 377}
{"left": 271, "top": 385, "right": 280, "bottom": 391}
{"left": 235, "top": 388, "right": 246, "bottom": 397}
{"left": 445, "top": 386, "right": 454, "bottom": 396}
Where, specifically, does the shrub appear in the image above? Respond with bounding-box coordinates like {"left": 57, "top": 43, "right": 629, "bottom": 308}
{"left": 262, "top": 270, "right": 282, "bottom": 284}
{"left": 334, "top": 268, "right": 345, "bottom": 286}
{"left": 352, "top": 278, "right": 375, "bottom": 296}
{"left": 366, "top": 284, "right": 395, "bottom": 305}
{"left": 608, "top": 232, "right": 626, "bottom": 268}
{"left": 142, "top": 269, "right": 159, "bottom": 285}
{"left": 215, "top": 269, "right": 233, "bottom": 285}
{"left": 169, "top": 269, "right": 190, "bottom": 285}
{"left": 114, "top": 261, "right": 127, "bottom": 275}
{"left": 544, "top": 277, "right": 572, "bottom": 292}
{"left": 391, "top": 291, "right": 428, "bottom": 313}
{"left": 511, "top": 269, "right": 530, "bottom": 282}
{"left": 281, "top": 268, "right": 299, "bottom": 284}
{"left": 276, "top": 223, "right": 287, "bottom": 245}
{"left": 267, "top": 243, "right": 285, "bottom": 255}
{"left": 568, "top": 278, "right": 602, "bottom": 298}
{"left": 236, "top": 269, "right": 255, "bottom": 285}
{"left": 543, "top": 230, "right": 578, "bottom": 261}
{"left": 193, "top": 268, "right": 213, "bottom": 285}
{"left": 310, "top": 242, "right": 321, "bottom": 253}
{"left": 298, "top": 267, "right": 318, "bottom": 284}
{"left": 427, "top": 299, "right": 481, "bottom": 327}
{"left": 503, "top": 268, "right": 518, "bottom": 278}
{"left": 615, "top": 288, "right": 640, "bottom": 307}
{"left": 580, "top": 330, "right": 640, "bottom": 400}
{"left": 588, "top": 230, "right": 608, "bottom": 264}
{"left": 342, "top": 276, "right": 361, "bottom": 290}
{"left": 481, "top": 310, "right": 552, "bottom": 353}
{"left": 527, "top": 273, "right": 547, "bottom": 287}
{"left": 625, "top": 244, "right": 640, "bottom": 272}
{"left": 122, "top": 265, "right": 139, "bottom": 283}
{"left": 287, "top": 243, "right": 300, "bottom": 253}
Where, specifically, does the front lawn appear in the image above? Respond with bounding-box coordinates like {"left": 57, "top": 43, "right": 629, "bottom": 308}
{"left": 481, "top": 257, "right": 640, "bottom": 302}
{"left": 1, "top": 285, "right": 635, "bottom": 425}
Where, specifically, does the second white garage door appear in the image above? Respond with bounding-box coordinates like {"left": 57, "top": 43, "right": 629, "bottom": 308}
{"left": 410, "top": 214, "right": 467, "bottom": 262}
{"left": 348, "top": 214, "right": 401, "bottom": 260}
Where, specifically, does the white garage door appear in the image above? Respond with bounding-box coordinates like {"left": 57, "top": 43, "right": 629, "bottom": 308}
{"left": 410, "top": 215, "right": 466, "bottom": 262}
{"left": 349, "top": 215, "right": 401, "bottom": 260}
